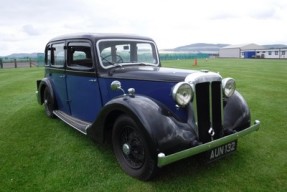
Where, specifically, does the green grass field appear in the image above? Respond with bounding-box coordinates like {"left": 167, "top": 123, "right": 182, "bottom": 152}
{"left": 0, "top": 58, "right": 286, "bottom": 191}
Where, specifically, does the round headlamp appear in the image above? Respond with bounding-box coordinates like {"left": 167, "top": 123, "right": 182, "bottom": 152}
{"left": 172, "top": 82, "right": 193, "bottom": 107}
{"left": 222, "top": 78, "right": 236, "bottom": 97}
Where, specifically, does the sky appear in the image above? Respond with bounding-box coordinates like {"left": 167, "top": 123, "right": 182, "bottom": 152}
{"left": 1, "top": 0, "right": 287, "bottom": 56}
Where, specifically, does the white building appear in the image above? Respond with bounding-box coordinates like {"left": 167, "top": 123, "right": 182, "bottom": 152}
{"left": 255, "top": 49, "right": 287, "bottom": 59}
{"left": 219, "top": 44, "right": 265, "bottom": 58}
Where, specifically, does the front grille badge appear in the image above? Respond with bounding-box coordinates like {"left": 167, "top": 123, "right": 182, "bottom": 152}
{"left": 208, "top": 127, "right": 215, "bottom": 141}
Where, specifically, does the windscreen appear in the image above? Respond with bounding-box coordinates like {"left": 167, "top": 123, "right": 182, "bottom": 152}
{"left": 97, "top": 39, "right": 159, "bottom": 68}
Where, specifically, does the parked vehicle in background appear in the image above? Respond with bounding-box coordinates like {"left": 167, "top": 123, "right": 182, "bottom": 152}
{"left": 36, "top": 33, "right": 260, "bottom": 180}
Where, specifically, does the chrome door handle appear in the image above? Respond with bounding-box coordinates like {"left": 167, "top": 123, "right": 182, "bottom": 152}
{"left": 89, "top": 79, "right": 97, "bottom": 82}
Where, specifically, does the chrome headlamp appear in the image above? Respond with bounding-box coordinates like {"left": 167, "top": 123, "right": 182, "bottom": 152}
{"left": 222, "top": 78, "right": 236, "bottom": 97}
{"left": 172, "top": 82, "right": 193, "bottom": 107}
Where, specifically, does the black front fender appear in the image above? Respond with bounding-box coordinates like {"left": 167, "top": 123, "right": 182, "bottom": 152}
{"left": 224, "top": 91, "right": 251, "bottom": 131}
{"left": 87, "top": 95, "right": 197, "bottom": 155}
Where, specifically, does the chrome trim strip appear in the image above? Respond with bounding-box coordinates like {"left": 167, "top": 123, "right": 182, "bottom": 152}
{"left": 190, "top": 84, "right": 199, "bottom": 137}
{"left": 157, "top": 120, "right": 260, "bottom": 167}
{"left": 185, "top": 71, "right": 222, "bottom": 84}
{"left": 209, "top": 82, "right": 213, "bottom": 140}
{"left": 220, "top": 83, "right": 224, "bottom": 128}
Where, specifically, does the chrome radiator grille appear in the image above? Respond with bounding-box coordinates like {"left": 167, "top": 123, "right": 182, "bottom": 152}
{"left": 195, "top": 81, "right": 223, "bottom": 143}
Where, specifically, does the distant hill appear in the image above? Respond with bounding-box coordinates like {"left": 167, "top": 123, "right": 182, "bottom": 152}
{"left": 262, "top": 44, "right": 287, "bottom": 49}
{"left": 2, "top": 43, "right": 287, "bottom": 58}
{"left": 173, "top": 43, "right": 229, "bottom": 52}
{"left": 2, "top": 52, "right": 44, "bottom": 58}
{"left": 160, "top": 43, "right": 287, "bottom": 53}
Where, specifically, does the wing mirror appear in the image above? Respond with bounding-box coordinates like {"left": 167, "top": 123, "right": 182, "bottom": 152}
{"left": 111, "top": 80, "right": 122, "bottom": 90}
{"left": 111, "top": 80, "right": 125, "bottom": 95}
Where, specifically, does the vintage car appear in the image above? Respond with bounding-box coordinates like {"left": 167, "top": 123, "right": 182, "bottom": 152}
{"left": 36, "top": 33, "right": 260, "bottom": 180}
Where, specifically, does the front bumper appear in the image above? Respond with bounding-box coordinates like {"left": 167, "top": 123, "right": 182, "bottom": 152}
{"left": 157, "top": 120, "right": 260, "bottom": 167}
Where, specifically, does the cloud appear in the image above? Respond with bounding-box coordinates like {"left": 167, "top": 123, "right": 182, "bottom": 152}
{"left": 210, "top": 13, "right": 238, "bottom": 20}
{"left": 22, "top": 25, "right": 40, "bottom": 36}
{"left": 250, "top": 9, "right": 276, "bottom": 19}
{"left": 0, "top": 0, "right": 287, "bottom": 56}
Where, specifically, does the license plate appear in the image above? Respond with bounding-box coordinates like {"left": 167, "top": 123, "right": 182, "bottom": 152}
{"left": 207, "top": 140, "right": 237, "bottom": 162}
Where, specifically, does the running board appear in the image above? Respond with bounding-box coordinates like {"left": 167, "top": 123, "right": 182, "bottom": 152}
{"left": 53, "top": 110, "right": 91, "bottom": 135}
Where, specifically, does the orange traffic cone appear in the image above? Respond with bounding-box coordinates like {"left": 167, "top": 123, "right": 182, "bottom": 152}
{"left": 193, "top": 58, "right": 197, "bottom": 66}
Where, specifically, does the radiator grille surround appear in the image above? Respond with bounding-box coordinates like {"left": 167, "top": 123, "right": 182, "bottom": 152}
{"left": 194, "top": 81, "right": 223, "bottom": 143}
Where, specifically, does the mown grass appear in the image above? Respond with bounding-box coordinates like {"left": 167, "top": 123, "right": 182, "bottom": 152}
{"left": 0, "top": 59, "right": 286, "bottom": 191}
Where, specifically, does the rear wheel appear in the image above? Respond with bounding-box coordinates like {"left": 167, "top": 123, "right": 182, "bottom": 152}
{"left": 43, "top": 88, "right": 55, "bottom": 118}
{"left": 112, "top": 115, "right": 157, "bottom": 180}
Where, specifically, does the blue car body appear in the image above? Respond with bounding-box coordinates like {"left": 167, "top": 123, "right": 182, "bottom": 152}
{"left": 36, "top": 33, "right": 260, "bottom": 180}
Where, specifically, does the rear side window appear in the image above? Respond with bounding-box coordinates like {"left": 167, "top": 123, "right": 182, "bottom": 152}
{"left": 67, "top": 42, "right": 93, "bottom": 69}
{"left": 49, "top": 43, "right": 65, "bottom": 67}
{"left": 45, "top": 45, "right": 51, "bottom": 66}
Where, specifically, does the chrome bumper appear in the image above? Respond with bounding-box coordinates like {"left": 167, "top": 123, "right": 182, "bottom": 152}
{"left": 157, "top": 120, "right": 260, "bottom": 167}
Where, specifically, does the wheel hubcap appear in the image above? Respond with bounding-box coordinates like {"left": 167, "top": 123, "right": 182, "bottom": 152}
{"left": 122, "top": 143, "right": 130, "bottom": 155}
{"left": 119, "top": 127, "right": 145, "bottom": 169}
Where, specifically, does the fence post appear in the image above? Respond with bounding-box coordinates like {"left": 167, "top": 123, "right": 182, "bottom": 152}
{"left": 29, "top": 58, "right": 32, "bottom": 68}
{"left": 14, "top": 59, "right": 17, "bottom": 68}
{"left": 0, "top": 58, "right": 3, "bottom": 69}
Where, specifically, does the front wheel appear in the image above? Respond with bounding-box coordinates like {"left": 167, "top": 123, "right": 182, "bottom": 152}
{"left": 112, "top": 115, "right": 157, "bottom": 180}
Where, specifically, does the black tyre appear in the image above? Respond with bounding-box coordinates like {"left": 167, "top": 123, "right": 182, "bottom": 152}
{"left": 43, "top": 88, "right": 55, "bottom": 118}
{"left": 112, "top": 115, "right": 157, "bottom": 180}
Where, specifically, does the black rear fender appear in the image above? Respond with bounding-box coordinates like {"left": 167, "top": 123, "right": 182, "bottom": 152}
{"left": 37, "top": 78, "right": 54, "bottom": 105}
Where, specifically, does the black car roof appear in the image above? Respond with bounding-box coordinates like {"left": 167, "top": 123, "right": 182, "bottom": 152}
{"left": 49, "top": 33, "right": 155, "bottom": 42}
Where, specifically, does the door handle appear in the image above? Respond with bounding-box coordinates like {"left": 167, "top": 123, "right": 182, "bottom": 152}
{"left": 59, "top": 75, "right": 65, "bottom": 78}
{"left": 89, "top": 79, "right": 97, "bottom": 82}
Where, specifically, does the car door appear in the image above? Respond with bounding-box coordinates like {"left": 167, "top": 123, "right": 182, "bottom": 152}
{"left": 65, "top": 41, "right": 102, "bottom": 122}
{"left": 48, "top": 42, "right": 70, "bottom": 114}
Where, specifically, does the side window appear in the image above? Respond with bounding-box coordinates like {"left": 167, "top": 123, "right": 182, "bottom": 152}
{"left": 45, "top": 44, "right": 52, "bottom": 66}
{"left": 67, "top": 42, "right": 93, "bottom": 69}
{"left": 51, "top": 43, "right": 65, "bottom": 67}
